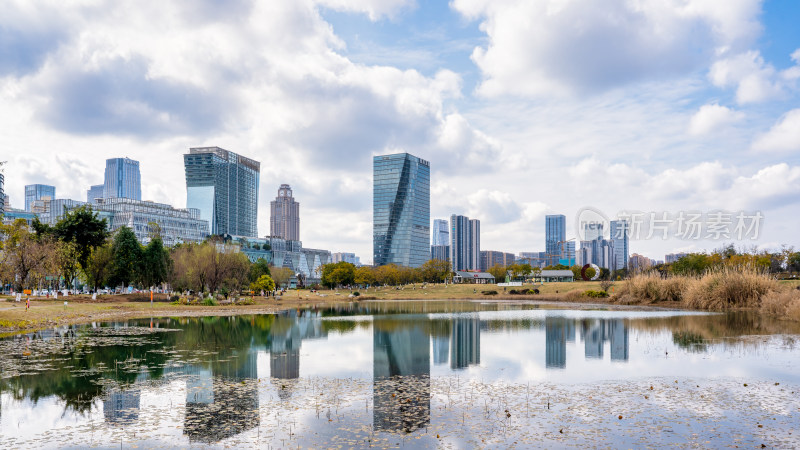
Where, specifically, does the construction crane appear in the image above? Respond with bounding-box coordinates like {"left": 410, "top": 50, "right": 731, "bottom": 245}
{"left": 557, "top": 238, "right": 576, "bottom": 266}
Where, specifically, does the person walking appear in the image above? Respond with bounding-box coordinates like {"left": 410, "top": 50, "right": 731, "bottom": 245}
{"left": 26, "top": 297, "right": 30, "bottom": 311}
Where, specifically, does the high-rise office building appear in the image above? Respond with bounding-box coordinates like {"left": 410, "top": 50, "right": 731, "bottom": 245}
{"left": 103, "top": 158, "right": 141, "bottom": 201}
{"left": 270, "top": 184, "right": 299, "bottom": 241}
{"left": 432, "top": 219, "right": 449, "bottom": 246}
{"left": 450, "top": 215, "right": 481, "bottom": 271}
{"left": 545, "top": 214, "right": 566, "bottom": 266}
{"left": 373, "top": 153, "right": 430, "bottom": 268}
{"left": 0, "top": 173, "right": 4, "bottom": 214}
{"left": 184, "top": 146, "right": 260, "bottom": 237}
{"left": 610, "top": 220, "right": 629, "bottom": 271}
{"left": 24, "top": 184, "right": 56, "bottom": 212}
{"left": 469, "top": 219, "right": 481, "bottom": 270}
{"left": 480, "top": 250, "right": 515, "bottom": 271}
{"left": 0, "top": 173, "right": 4, "bottom": 213}
{"left": 430, "top": 245, "right": 450, "bottom": 262}
{"left": 87, "top": 184, "right": 104, "bottom": 204}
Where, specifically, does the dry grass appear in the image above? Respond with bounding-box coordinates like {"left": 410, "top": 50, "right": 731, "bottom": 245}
{"left": 615, "top": 272, "right": 689, "bottom": 303}
{"left": 683, "top": 266, "right": 779, "bottom": 310}
{"left": 761, "top": 289, "right": 800, "bottom": 321}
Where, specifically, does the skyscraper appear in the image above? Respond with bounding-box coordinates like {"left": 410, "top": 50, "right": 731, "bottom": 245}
{"left": 373, "top": 153, "right": 430, "bottom": 268}
{"left": 432, "top": 219, "right": 449, "bottom": 246}
{"left": 87, "top": 184, "right": 104, "bottom": 204}
{"left": 0, "top": 173, "right": 4, "bottom": 213}
{"left": 545, "top": 214, "right": 566, "bottom": 266}
{"left": 270, "top": 184, "right": 299, "bottom": 241}
{"left": 450, "top": 215, "right": 480, "bottom": 271}
{"left": 610, "top": 220, "right": 630, "bottom": 272}
{"left": 184, "top": 146, "right": 260, "bottom": 237}
{"left": 24, "top": 184, "right": 56, "bottom": 212}
{"left": 469, "top": 219, "right": 481, "bottom": 270}
{"left": 103, "top": 158, "right": 141, "bottom": 201}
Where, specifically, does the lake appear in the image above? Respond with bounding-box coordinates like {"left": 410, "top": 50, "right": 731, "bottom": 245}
{"left": 1, "top": 300, "right": 799, "bottom": 448}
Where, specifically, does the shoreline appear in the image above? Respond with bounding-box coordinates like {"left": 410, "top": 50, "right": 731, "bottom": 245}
{"left": 1, "top": 291, "right": 709, "bottom": 337}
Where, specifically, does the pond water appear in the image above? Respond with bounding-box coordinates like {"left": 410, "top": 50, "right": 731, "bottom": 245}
{"left": 1, "top": 301, "right": 799, "bottom": 448}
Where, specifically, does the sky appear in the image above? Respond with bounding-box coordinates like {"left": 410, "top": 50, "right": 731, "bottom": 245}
{"left": 1, "top": 0, "right": 799, "bottom": 264}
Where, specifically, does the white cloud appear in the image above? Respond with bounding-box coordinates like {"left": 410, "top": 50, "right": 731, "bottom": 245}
{"left": 751, "top": 109, "right": 800, "bottom": 153}
{"left": 316, "top": 0, "right": 415, "bottom": 21}
{"left": 708, "top": 49, "right": 800, "bottom": 104}
{"left": 451, "top": 0, "right": 762, "bottom": 97}
{"left": 688, "top": 103, "right": 745, "bottom": 135}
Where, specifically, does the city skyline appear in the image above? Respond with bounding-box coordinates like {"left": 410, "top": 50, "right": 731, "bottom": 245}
{"left": 2, "top": 1, "right": 798, "bottom": 264}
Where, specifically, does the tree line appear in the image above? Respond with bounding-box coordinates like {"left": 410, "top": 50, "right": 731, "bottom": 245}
{"left": 319, "top": 259, "right": 452, "bottom": 288}
{"left": 0, "top": 205, "right": 280, "bottom": 295}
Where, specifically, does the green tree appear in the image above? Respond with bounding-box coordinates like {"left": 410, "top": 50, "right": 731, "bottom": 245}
{"left": 354, "top": 266, "right": 376, "bottom": 286}
{"left": 420, "top": 259, "right": 452, "bottom": 283}
{"left": 54, "top": 241, "right": 81, "bottom": 289}
{"left": 487, "top": 264, "right": 507, "bottom": 282}
{"left": 671, "top": 253, "right": 714, "bottom": 276}
{"left": 248, "top": 258, "right": 271, "bottom": 283}
{"left": 85, "top": 241, "right": 113, "bottom": 291}
{"left": 271, "top": 266, "right": 294, "bottom": 288}
{"left": 321, "top": 261, "right": 356, "bottom": 288}
{"left": 139, "top": 236, "right": 170, "bottom": 288}
{"left": 110, "top": 227, "right": 143, "bottom": 288}
{"left": 52, "top": 205, "right": 109, "bottom": 270}
{"left": 250, "top": 274, "right": 276, "bottom": 294}
{"left": 0, "top": 219, "right": 57, "bottom": 290}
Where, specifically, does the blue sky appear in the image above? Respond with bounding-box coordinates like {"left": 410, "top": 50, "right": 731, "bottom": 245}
{"left": 1, "top": 0, "right": 798, "bottom": 263}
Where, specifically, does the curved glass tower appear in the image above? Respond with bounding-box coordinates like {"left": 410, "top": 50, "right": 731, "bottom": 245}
{"left": 373, "top": 153, "right": 430, "bottom": 268}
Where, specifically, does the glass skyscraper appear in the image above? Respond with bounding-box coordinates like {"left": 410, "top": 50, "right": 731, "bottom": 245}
{"left": 104, "top": 158, "right": 141, "bottom": 201}
{"left": 184, "top": 146, "right": 260, "bottom": 237}
{"left": 449, "top": 215, "right": 480, "bottom": 271}
{"left": 432, "top": 219, "right": 449, "bottom": 246}
{"left": 87, "top": 184, "right": 104, "bottom": 204}
{"left": 610, "top": 219, "right": 630, "bottom": 271}
{"left": 373, "top": 153, "right": 430, "bottom": 268}
{"left": 545, "top": 214, "right": 566, "bottom": 266}
{"left": 24, "top": 184, "right": 56, "bottom": 212}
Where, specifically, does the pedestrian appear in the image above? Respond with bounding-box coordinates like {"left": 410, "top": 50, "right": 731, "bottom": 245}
{"left": 26, "top": 297, "right": 30, "bottom": 311}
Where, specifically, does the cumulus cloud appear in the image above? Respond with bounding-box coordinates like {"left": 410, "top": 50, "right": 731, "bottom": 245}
{"left": 451, "top": 0, "right": 762, "bottom": 96}
{"left": 688, "top": 104, "right": 745, "bottom": 136}
{"left": 709, "top": 49, "right": 800, "bottom": 104}
{"left": 316, "top": 0, "right": 415, "bottom": 20}
{"left": 751, "top": 109, "right": 800, "bottom": 153}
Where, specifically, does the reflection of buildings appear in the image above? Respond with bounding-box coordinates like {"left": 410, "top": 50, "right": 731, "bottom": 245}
{"left": 450, "top": 318, "right": 480, "bottom": 370}
{"left": 577, "top": 319, "right": 630, "bottom": 362}
{"left": 183, "top": 352, "right": 259, "bottom": 444}
{"left": 545, "top": 317, "right": 569, "bottom": 369}
{"left": 269, "top": 311, "right": 327, "bottom": 381}
{"left": 373, "top": 319, "right": 431, "bottom": 433}
{"left": 609, "top": 319, "right": 629, "bottom": 361}
{"left": 583, "top": 320, "right": 605, "bottom": 359}
{"left": 103, "top": 389, "right": 141, "bottom": 425}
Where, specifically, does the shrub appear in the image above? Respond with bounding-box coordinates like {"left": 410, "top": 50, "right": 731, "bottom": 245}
{"left": 482, "top": 290, "right": 498, "bottom": 295}
{"left": 615, "top": 273, "right": 689, "bottom": 303}
{"left": 760, "top": 289, "right": 800, "bottom": 320}
{"left": 202, "top": 297, "right": 218, "bottom": 306}
{"left": 584, "top": 290, "right": 609, "bottom": 298}
{"left": 352, "top": 291, "right": 360, "bottom": 297}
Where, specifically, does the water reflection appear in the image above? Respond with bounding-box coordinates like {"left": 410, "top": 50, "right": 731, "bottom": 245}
{"left": 2, "top": 302, "right": 800, "bottom": 446}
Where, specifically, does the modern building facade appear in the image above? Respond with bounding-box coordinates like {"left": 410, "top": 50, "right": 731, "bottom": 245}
{"left": 373, "top": 153, "right": 430, "bottom": 268}
{"left": 545, "top": 214, "right": 566, "bottom": 266}
{"left": 270, "top": 184, "right": 299, "bottom": 241}
{"left": 40, "top": 198, "right": 86, "bottom": 225}
{"left": 332, "top": 252, "right": 361, "bottom": 266}
{"left": 449, "top": 215, "right": 479, "bottom": 271}
{"left": 104, "top": 158, "right": 141, "bottom": 201}
{"left": 518, "top": 251, "right": 549, "bottom": 268}
{"left": 430, "top": 245, "right": 450, "bottom": 262}
{"left": 577, "top": 236, "right": 614, "bottom": 269}
{"left": 233, "top": 236, "right": 332, "bottom": 286}
{"left": 610, "top": 220, "right": 630, "bottom": 271}
{"left": 432, "top": 219, "right": 449, "bottom": 246}
{"left": 87, "top": 184, "right": 104, "bottom": 204}
{"left": 0, "top": 173, "right": 4, "bottom": 213}
{"left": 480, "top": 250, "right": 515, "bottom": 271}
{"left": 184, "top": 147, "right": 260, "bottom": 237}
{"left": 93, "top": 197, "right": 210, "bottom": 247}
{"left": 24, "top": 184, "right": 55, "bottom": 212}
